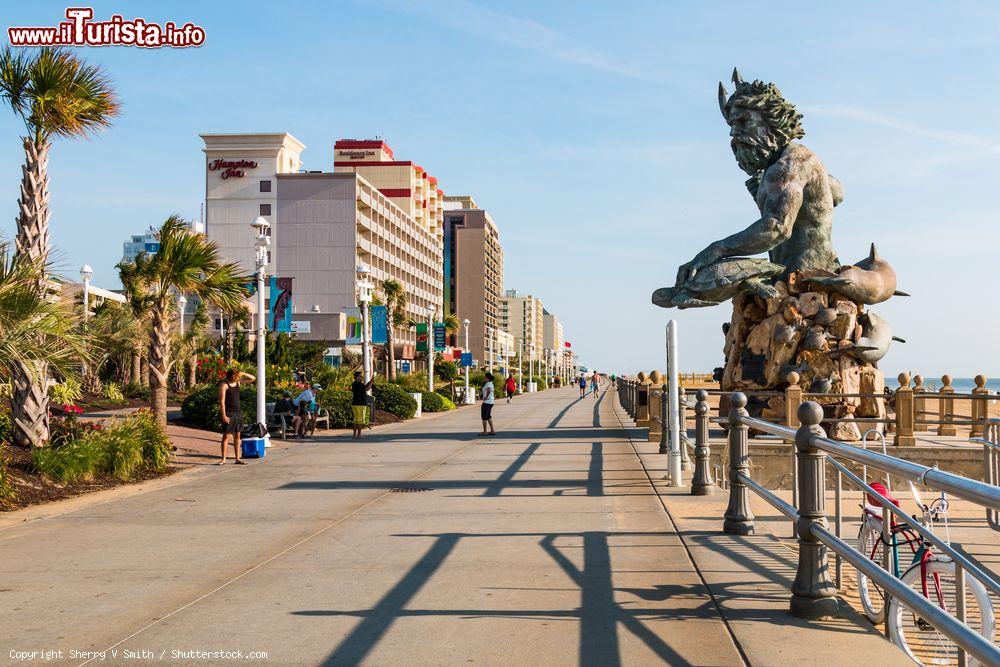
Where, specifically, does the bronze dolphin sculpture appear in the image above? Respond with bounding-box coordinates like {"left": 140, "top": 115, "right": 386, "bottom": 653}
{"left": 805, "top": 243, "right": 908, "bottom": 305}
{"left": 829, "top": 311, "right": 904, "bottom": 364}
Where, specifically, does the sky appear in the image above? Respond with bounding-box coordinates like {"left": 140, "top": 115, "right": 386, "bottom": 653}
{"left": 1, "top": 1, "right": 999, "bottom": 379}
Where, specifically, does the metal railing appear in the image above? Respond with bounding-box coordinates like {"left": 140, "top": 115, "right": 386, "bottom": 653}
{"left": 970, "top": 418, "right": 1000, "bottom": 531}
{"left": 720, "top": 392, "right": 1000, "bottom": 666}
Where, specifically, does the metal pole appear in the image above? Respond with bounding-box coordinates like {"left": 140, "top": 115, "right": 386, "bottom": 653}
{"left": 518, "top": 339, "right": 523, "bottom": 393}
{"left": 790, "top": 400, "right": 839, "bottom": 619}
{"left": 666, "top": 320, "right": 683, "bottom": 487}
{"left": 361, "top": 300, "right": 371, "bottom": 385}
{"left": 723, "top": 392, "right": 753, "bottom": 534}
{"left": 464, "top": 320, "right": 471, "bottom": 404}
{"left": 658, "top": 382, "right": 669, "bottom": 455}
{"left": 255, "top": 253, "right": 267, "bottom": 426}
{"left": 428, "top": 310, "right": 434, "bottom": 393}
{"left": 679, "top": 387, "right": 693, "bottom": 471}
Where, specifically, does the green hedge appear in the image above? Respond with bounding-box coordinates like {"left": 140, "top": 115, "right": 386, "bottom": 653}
{"left": 180, "top": 383, "right": 278, "bottom": 432}
{"left": 32, "top": 411, "right": 171, "bottom": 484}
{"left": 373, "top": 381, "right": 417, "bottom": 419}
{"left": 421, "top": 391, "right": 455, "bottom": 412}
{"left": 316, "top": 388, "right": 353, "bottom": 428}
{"left": 0, "top": 411, "right": 11, "bottom": 444}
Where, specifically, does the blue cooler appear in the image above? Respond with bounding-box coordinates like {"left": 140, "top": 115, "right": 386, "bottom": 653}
{"left": 241, "top": 437, "right": 267, "bottom": 458}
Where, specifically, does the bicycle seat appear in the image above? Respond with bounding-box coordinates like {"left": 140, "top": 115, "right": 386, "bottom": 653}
{"left": 865, "top": 481, "right": 900, "bottom": 510}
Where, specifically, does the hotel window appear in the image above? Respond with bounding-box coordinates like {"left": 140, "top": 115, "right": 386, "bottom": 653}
{"left": 260, "top": 203, "right": 271, "bottom": 216}
{"left": 260, "top": 180, "right": 271, "bottom": 193}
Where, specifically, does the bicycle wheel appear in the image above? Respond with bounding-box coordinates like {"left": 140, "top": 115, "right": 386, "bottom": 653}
{"left": 857, "top": 518, "right": 888, "bottom": 624}
{"left": 888, "top": 558, "right": 995, "bottom": 666}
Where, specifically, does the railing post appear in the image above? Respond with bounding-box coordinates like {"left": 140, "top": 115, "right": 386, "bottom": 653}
{"left": 894, "top": 372, "right": 916, "bottom": 446}
{"left": 913, "top": 374, "right": 929, "bottom": 432}
{"left": 648, "top": 385, "right": 662, "bottom": 443}
{"left": 691, "top": 389, "right": 715, "bottom": 495}
{"left": 636, "top": 374, "right": 651, "bottom": 426}
{"left": 784, "top": 371, "right": 802, "bottom": 444}
{"left": 658, "top": 382, "right": 669, "bottom": 454}
{"left": 723, "top": 392, "right": 754, "bottom": 535}
{"left": 971, "top": 375, "right": 988, "bottom": 438}
{"left": 679, "top": 387, "right": 693, "bottom": 471}
{"left": 790, "top": 400, "right": 840, "bottom": 619}
{"left": 938, "top": 374, "right": 957, "bottom": 436}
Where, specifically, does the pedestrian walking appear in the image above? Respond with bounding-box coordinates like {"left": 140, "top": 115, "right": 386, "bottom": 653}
{"left": 351, "top": 371, "right": 374, "bottom": 439}
{"left": 505, "top": 374, "right": 517, "bottom": 403}
{"left": 480, "top": 372, "right": 496, "bottom": 436}
{"left": 218, "top": 368, "right": 255, "bottom": 465}
{"left": 591, "top": 372, "right": 600, "bottom": 397}
{"left": 578, "top": 374, "right": 587, "bottom": 397}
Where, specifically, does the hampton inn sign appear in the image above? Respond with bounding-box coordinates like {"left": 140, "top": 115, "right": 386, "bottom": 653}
{"left": 208, "top": 158, "right": 258, "bottom": 179}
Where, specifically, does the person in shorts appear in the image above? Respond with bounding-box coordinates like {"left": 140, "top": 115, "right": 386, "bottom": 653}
{"left": 218, "top": 368, "right": 255, "bottom": 465}
{"left": 351, "top": 371, "right": 374, "bottom": 439}
{"left": 505, "top": 374, "right": 517, "bottom": 403}
{"left": 480, "top": 372, "right": 496, "bottom": 436}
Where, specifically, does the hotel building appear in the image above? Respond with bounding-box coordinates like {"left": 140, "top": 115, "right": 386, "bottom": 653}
{"left": 499, "top": 289, "right": 545, "bottom": 363}
{"left": 543, "top": 310, "right": 565, "bottom": 375}
{"left": 441, "top": 195, "right": 504, "bottom": 368}
{"left": 201, "top": 133, "right": 443, "bottom": 352}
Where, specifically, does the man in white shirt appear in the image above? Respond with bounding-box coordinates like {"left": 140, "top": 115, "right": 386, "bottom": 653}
{"left": 292, "top": 383, "right": 321, "bottom": 438}
{"left": 479, "top": 372, "right": 496, "bottom": 436}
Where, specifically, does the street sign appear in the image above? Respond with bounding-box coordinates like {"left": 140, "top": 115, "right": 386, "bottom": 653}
{"left": 415, "top": 322, "right": 429, "bottom": 352}
{"left": 290, "top": 321, "right": 311, "bottom": 334}
{"left": 401, "top": 361, "right": 411, "bottom": 373}
{"left": 461, "top": 352, "right": 473, "bottom": 368}
{"left": 433, "top": 323, "right": 446, "bottom": 351}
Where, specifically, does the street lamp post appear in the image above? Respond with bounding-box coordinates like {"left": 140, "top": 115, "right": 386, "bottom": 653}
{"left": 178, "top": 295, "right": 187, "bottom": 336}
{"left": 356, "top": 264, "right": 374, "bottom": 386}
{"left": 518, "top": 339, "right": 523, "bottom": 393}
{"left": 427, "top": 307, "right": 438, "bottom": 393}
{"left": 251, "top": 217, "right": 270, "bottom": 428}
{"left": 463, "top": 318, "right": 473, "bottom": 404}
{"left": 79, "top": 265, "right": 93, "bottom": 323}
{"left": 529, "top": 343, "right": 535, "bottom": 392}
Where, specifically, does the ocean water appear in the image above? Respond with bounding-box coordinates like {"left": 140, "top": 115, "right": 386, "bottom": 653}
{"left": 914, "top": 377, "right": 1000, "bottom": 392}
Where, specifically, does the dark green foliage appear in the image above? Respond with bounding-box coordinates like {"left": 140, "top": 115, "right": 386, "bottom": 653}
{"left": 316, "top": 388, "right": 353, "bottom": 428}
{"left": 434, "top": 360, "right": 459, "bottom": 381}
{"left": 180, "top": 383, "right": 275, "bottom": 431}
{"left": 420, "top": 391, "right": 455, "bottom": 412}
{"left": 373, "top": 381, "right": 417, "bottom": 419}
{"left": 0, "top": 445, "right": 16, "bottom": 507}
{"left": 0, "top": 410, "right": 11, "bottom": 443}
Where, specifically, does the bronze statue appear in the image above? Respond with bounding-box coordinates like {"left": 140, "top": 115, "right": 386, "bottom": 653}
{"left": 660, "top": 69, "right": 843, "bottom": 302}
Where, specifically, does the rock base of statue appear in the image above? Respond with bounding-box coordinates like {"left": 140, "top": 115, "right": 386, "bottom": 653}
{"left": 719, "top": 279, "right": 887, "bottom": 441}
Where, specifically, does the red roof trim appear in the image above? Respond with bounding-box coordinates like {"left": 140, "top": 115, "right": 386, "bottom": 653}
{"left": 378, "top": 188, "right": 412, "bottom": 198}
{"left": 334, "top": 161, "right": 413, "bottom": 167}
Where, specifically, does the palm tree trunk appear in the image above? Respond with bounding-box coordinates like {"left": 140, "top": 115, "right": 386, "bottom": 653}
{"left": 148, "top": 303, "right": 172, "bottom": 428}
{"left": 141, "top": 356, "right": 150, "bottom": 386}
{"left": 131, "top": 350, "right": 141, "bottom": 384}
{"left": 11, "top": 361, "right": 49, "bottom": 447}
{"left": 387, "top": 318, "right": 396, "bottom": 380}
{"left": 188, "top": 355, "right": 197, "bottom": 387}
{"left": 11, "top": 136, "right": 53, "bottom": 446}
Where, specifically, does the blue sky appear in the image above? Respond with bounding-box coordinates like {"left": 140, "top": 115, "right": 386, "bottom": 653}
{"left": 1, "top": 1, "right": 998, "bottom": 378}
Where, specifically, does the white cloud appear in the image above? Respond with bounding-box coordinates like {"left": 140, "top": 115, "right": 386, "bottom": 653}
{"left": 803, "top": 104, "right": 1000, "bottom": 154}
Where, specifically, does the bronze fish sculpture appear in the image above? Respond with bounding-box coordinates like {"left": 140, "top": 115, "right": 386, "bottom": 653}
{"left": 805, "top": 243, "right": 908, "bottom": 305}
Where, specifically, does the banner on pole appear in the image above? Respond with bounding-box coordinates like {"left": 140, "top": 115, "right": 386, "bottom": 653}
{"left": 371, "top": 305, "right": 388, "bottom": 345}
{"left": 268, "top": 277, "right": 293, "bottom": 333}
{"left": 415, "top": 322, "right": 429, "bottom": 352}
{"left": 345, "top": 308, "right": 362, "bottom": 345}
{"left": 460, "top": 352, "right": 473, "bottom": 368}
{"left": 433, "top": 323, "right": 446, "bottom": 351}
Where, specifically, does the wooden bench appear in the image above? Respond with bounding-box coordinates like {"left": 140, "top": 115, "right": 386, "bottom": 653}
{"left": 266, "top": 401, "right": 330, "bottom": 439}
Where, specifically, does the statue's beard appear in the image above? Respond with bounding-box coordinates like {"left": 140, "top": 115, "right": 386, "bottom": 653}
{"left": 731, "top": 133, "right": 781, "bottom": 174}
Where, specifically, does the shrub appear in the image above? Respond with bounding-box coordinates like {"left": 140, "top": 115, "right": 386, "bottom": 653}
{"left": 49, "top": 409, "right": 101, "bottom": 448}
{"left": 435, "top": 360, "right": 459, "bottom": 382}
{"left": 421, "top": 391, "right": 454, "bottom": 412}
{"left": 316, "top": 388, "right": 353, "bottom": 428}
{"left": 180, "top": 382, "right": 278, "bottom": 431}
{"left": 32, "top": 410, "right": 170, "bottom": 484}
{"left": 312, "top": 364, "right": 354, "bottom": 391}
{"left": 392, "top": 372, "right": 428, "bottom": 393}
{"left": 103, "top": 382, "right": 125, "bottom": 404}
{"left": 121, "top": 381, "right": 149, "bottom": 400}
{"left": 436, "top": 386, "right": 455, "bottom": 401}
{"left": 373, "top": 381, "right": 417, "bottom": 419}
{"left": 0, "top": 445, "right": 16, "bottom": 508}
{"left": 0, "top": 411, "right": 11, "bottom": 444}
{"left": 49, "top": 377, "right": 82, "bottom": 405}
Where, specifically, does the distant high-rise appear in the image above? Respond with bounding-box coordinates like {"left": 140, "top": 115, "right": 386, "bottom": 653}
{"left": 499, "top": 289, "right": 544, "bottom": 365}
{"left": 122, "top": 220, "right": 204, "bottom": 264}
{"left": 442, "top": 196, "right": 504, "bottom": 367}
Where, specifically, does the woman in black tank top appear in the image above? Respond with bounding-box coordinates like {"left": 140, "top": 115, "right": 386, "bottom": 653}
{"left": 219, "top": 368, "right": 255, "bottom": 465}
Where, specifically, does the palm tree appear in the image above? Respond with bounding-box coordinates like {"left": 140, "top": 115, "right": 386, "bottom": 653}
{"left": 120, "top": 216, "right": 247, "bottom": 426}
{"left": 117, "top": 258, "right": 152, "bottom": 386}
{"left": 0, "top": 47, "right": 119, "bottom": 446}
{"left": 0, "top": 243, "right": 89, "bottom": 444}
{"left": 380, "top": 279, "right": 408, "bottom": 380}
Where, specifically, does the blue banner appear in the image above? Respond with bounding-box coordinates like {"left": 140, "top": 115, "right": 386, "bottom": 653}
{"left": 433, "top": 323, "right": 447, "bottom": 351}
{"left": 268, "top": 277, "right": 293, "bottom": 333}
{"left": 371, "top": 305, "right": 388, "bottom": 345}
{"left": 461, "top": 352, "right": 473, "bottom": 368}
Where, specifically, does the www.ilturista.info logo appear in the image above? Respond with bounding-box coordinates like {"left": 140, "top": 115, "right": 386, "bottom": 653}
{"left": 8, "top": 7, "right": 205, "bottom": 48}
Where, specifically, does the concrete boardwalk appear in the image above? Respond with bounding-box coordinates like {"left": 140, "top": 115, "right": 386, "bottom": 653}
{"left": 2, "top": 387, "right": 905, "bottom": 666}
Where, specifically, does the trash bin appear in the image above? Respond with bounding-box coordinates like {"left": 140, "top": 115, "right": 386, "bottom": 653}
{"left": 409, "top": 392, "right": 422, "bottom": 418}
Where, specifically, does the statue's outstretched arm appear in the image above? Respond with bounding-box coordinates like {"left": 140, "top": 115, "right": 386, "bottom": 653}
{"left": 676, "top": 175, "right": 804, "bottom": 285}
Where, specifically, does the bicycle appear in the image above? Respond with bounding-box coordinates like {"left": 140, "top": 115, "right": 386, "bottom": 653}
{"left": 856, "top": 482, "right": 995, "bottom": 665}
